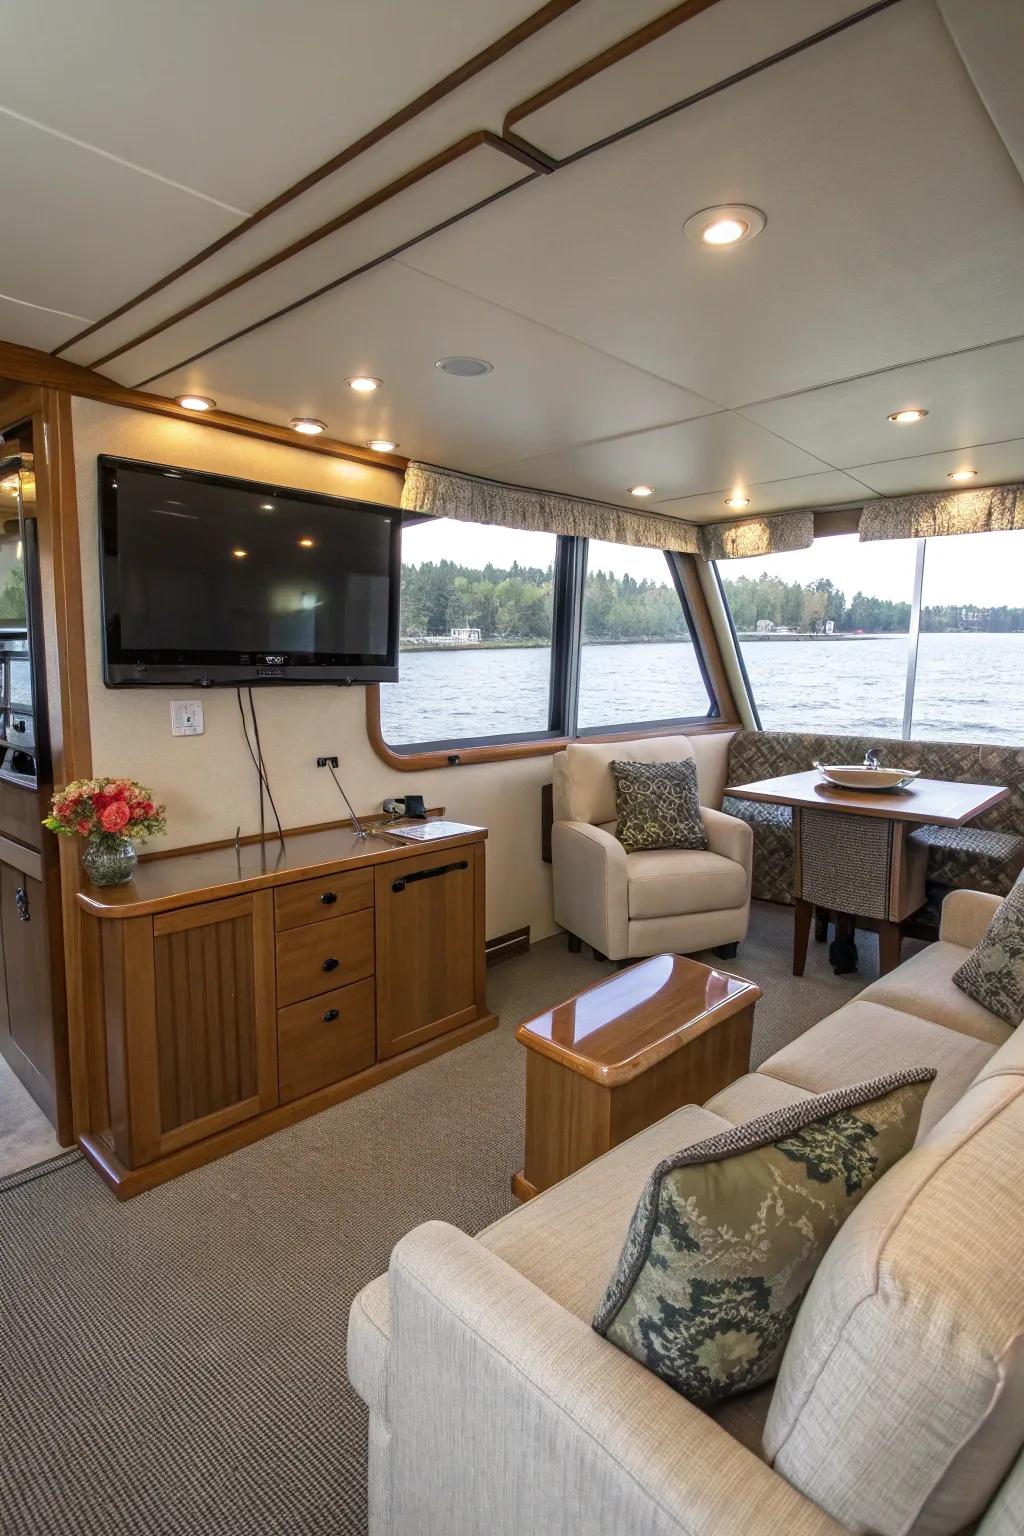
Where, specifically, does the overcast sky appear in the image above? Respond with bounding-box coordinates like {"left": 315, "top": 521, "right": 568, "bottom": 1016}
{"left": 404, "top": 519, "right": 1023, "bottom": 608}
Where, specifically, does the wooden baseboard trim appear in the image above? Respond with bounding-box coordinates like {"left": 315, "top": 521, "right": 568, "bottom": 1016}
{"left": 79, "top": 1008, "right": 499, "bottom": 1199}
{"left": 486, "top": 927, "right": 530, "bottom": 966}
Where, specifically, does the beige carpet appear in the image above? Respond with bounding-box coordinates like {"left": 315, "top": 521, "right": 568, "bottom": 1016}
{"left": 0, "top": 902, "right": 887, "bottom": 1536}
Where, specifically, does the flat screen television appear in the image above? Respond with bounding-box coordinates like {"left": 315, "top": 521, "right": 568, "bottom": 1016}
{"left": 99, "top": 456, "right": 401, "bottom": 686}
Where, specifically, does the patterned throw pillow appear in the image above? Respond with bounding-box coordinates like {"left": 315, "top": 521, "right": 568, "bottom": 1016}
{"left": 611, "top": 759, "right": 708, "bottom": 853}
{"left": 952, "top": 878, "right": 1024, "bottom": 1025}
{"left": 593, "top": 1068, "right": 935, "bottom": 1408}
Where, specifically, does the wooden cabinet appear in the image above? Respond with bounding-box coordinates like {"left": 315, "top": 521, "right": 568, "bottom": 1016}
{"left": 80, "top": 823, "right": 494, "bottom": 1197}
{"left": 101, "top": 892, "right": 277, "bottom": 1166}
{"left": 375, "top": 848, "right": 480, "bottom": 1060}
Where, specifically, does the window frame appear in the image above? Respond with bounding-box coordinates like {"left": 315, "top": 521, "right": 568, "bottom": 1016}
{"left": 368, "top": 528, "right": 737, "bottom": 770}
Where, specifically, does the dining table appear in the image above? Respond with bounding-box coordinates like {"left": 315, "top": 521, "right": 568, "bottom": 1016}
{"left": 724, "top": 769, "right": 1009, "bottom": 977}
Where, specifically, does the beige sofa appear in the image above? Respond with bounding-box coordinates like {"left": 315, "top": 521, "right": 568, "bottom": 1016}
{"left": 551, "top": 733, "right": 752, "bottom": 961}
{"left": 348, "top": 888, "right": 1024, "bottom": 1535}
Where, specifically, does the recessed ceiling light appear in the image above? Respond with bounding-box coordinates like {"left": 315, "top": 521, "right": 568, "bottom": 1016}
{"left": 366, "top": 439, "right": 398, "bottom": 453}
{"left": 629, "top": 484, "right": 655, "bottom": 497}
{"left": 232, "top": 548, "right": 248, "bottom": 559}
{"left": 724, "top": 495, "right": 750, "bottom": 509}
{"left": 290, "top": 417, "right": 327, "bottom": 435}
{"left": 436, "top": 357, "right": 493, "bottom": 377}
{"left": 298, "top": 537, "right": 315, "bottom": 548}
{"left": 260, "top": 502, "right": 274, "bottom": 511}
{"left": 346, "top": 376, "right": 382, "bottom": 393}
{"left": 683, "top": 204, "right": 766, "bottom": 249}
{"left": 175, "top": 393, "right": 215, "bottom": 411}
{"left": 947, "top": 468, "right": 977, "bottom": 482}
{"left": 888, "top": 408, "right": 928, "bottom": 424}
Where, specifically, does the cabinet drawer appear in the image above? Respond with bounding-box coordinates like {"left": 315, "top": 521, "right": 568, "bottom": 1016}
{"left": 276, "top": 908, "right": 374, "bottom": 1007}
{"left": 278, "top": 978, "right": 375, "bottom": 1104}
{"left": 274, "top": 868, "right": 373, "bottom": 931}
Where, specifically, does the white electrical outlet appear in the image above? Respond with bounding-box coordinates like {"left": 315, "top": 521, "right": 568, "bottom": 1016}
{"left": 170, "top": 700, "right": 204, "bottom": 737}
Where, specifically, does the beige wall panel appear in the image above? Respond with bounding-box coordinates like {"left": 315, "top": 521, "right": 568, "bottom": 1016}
{"left": 71, "top": 398, "right": 558, "bottom": 941}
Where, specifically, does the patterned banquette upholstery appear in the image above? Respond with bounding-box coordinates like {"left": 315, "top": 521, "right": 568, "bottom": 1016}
{"left": 724, "top": 731, "right": 1024, "bottom": 909}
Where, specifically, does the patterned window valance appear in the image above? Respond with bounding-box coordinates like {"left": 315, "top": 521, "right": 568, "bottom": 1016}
{"left": 698, "top": 509, "right": 815, "bottom": 561}
{"left": 859, "top": 484, "right": 1024, "bottom": 542}
{"left": 400, "top": 462, "right": 701, "bottom": 554}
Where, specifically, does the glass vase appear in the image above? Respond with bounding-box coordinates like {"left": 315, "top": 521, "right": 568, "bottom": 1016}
{"left": 82, "top": 832, "right": 139, "bottom": 887}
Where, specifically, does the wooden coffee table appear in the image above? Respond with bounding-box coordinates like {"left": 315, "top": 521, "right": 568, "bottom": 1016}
{"left": 512, "top": 954, "right": 760, "bottom": 1200}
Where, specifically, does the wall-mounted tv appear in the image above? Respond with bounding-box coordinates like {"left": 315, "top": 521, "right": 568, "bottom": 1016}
{"left": 99, "top": 456, "right": 401, "bottom": 687}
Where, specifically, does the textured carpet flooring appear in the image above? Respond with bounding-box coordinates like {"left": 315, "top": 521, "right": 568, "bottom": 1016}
{"left": 0, "top": 903, "right": 885, "bottom": 1536}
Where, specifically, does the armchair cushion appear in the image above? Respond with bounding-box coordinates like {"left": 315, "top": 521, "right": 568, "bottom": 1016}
{"left": 627, "top": 848, "right": 748, "bottom": 920}
{"left": 611, "top": 758, "right": 707, "bottom": 854}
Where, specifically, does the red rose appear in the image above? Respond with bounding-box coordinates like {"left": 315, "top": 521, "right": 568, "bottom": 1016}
{"left": 99, "top": 801, "right": 131, "bottom": 833}
{"left": 76, "top": 818, "right": 92, "bottom": 836}
{"left": 143, "top": 801, "right": 154, "bottom": 815}
{"left": 92, "top": 792, "right": 112, "bottom": 813}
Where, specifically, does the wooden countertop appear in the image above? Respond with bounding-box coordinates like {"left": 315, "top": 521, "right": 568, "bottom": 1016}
{"left": 516, "top": 954, "right": 760, "bottom": 1086}
{"left": 76, "top": 820, "right": 487, "bottom": 919}
{"left": 725, "top": 770, "right": 1009, "bottom": 827}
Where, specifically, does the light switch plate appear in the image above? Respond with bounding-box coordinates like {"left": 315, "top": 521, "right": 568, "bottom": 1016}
{"left": 170, "top": 699, "right": 204, "bottom": 736}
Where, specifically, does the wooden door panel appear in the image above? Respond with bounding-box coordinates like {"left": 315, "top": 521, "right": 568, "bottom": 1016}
{"left": 0, "top": 864, "right": 55, "bottom": 1119}
{"left": 375, "top": 849, "right": 478, "bottom": 1061}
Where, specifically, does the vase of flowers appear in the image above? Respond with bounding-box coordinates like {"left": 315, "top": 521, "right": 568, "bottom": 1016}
{"left": 44, "top": 777, "right": 167, "bottom": 887}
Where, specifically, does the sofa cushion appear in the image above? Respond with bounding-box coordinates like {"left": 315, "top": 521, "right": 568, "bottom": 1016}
{"left": 909, "top": 823, "right": 1024, "bottom": 895}
{"left": 953, "top": 879, "right": 1024, "bottom": 1027}
{"left": 758, "top": 999, "right": 997, "bottom": 1139}
{"left": 860, "top": 941, "right": 1014, "bottom": 1044}
{"left": 612, "top": 758, "right": 708, "bottom": 854}
{"left": 479, "top": 1105, "right": 731, "bottom": 1322}
{"left": 627, "top": 847, "right": 748, "bottom": 919}
{"left": 704, "top": 1072, "right": 815, "bottom": 1123}
{"left": 764, "top": 1071, "right": 1024, "bottom": 1536}
{"left": 593, "top": 1071, "right": 933, "bottom": 1409}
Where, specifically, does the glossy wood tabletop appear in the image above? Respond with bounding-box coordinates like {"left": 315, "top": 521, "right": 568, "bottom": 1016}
{"left": 516, "top": 954, "right": 760, "bottom": 1086}
{"left": 76, "top": 821, "right": 487, "bottom": 919}
{"left": 725, "top": 770, "right": 1008, "bottom": 827}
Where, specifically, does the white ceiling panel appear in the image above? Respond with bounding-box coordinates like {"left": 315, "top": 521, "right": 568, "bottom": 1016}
{"left": 0, "top": 0, "right": 549, "bottom": 211}
{"left": 0, "top": 110, "right": 238, "bottom": 318}
{"left": 739, "top": 337, "right": 1024, "bottom": 469}
{"left": 848, "top": 438, "right": 1024, "bottom": 497}
{"left": 153, "top": 260, "right": 717, "bottom": 470}
{"left": 652, "top": 470, "right": 875, "bottom": 524}
{"left": 483, "top": 411, "right": 830, "bottom": 506}
{"left": 403, "top": 0, "right": 1024, "bottom": 407}
{"left": 0, "top": 293, "right": 87, "bottom": 351}
{"left": 937, "top": 0, "right": 1024, "bottom": 179}
{"left": 58, "top": 0, "right": 674, "bottom": 368}
{"left": 102, "top": 145, "right": 535, "bottom": 388}
{"left": 508, "top": 0, "right": 869, "bottom": 160}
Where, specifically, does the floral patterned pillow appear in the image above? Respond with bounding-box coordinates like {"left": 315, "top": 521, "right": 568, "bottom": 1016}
{"left": 611, "top": 759, "right": 708, "bottom": 853}
{"left": 952, "top": 878, "right": 1024, "bottom": 1026}
{"left": 593, "top": 1068, "right": 935, "bottom": 1408}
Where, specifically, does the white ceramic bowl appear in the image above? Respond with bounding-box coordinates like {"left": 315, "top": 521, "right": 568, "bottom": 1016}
{"left": 814, "top": 763, "right": 921, "bottom": 792}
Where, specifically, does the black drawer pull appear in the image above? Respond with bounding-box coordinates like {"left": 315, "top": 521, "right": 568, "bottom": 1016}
{"left": 322, "top": 1007, "right": 340, "bottom": 1023}
{"left": 319, "top": 891, "right": 338, "bottom": 905}
{"left": 321, "top": 956, "right": 340, "bottom": 972}
{"left": 392, "top": 859, "right": 468, "bottom": 894}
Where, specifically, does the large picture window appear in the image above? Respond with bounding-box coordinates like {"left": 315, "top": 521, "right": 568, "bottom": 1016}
{"left": 378, "top": 518, "right": 715, "bottom": 751}
{"left": 717, "top": 529, "right": 1024, "bottom": 745}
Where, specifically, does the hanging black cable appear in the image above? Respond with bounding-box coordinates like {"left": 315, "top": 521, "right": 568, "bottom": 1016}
{"left": 247, "top": 686, "right": 285, "bottom": 847}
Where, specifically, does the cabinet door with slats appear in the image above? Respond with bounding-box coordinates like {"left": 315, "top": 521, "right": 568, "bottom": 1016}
{"left": 112, "top": 892, "right": 277, "bottom": 1165}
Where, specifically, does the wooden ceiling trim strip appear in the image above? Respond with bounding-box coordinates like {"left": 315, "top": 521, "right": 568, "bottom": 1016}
{"left": 87, "top": 133, "right": 537, "bottom": 372}
{"left": 505, "top": 0, "right": 904, "bottom": 164}
{"left": 503, "top": 0, "right": 729, "bottom": 135}
{"left": 51, "top": 0, "right": 581, "bottom": 361}
{"left": 0, "top": 338, "right": 409, "bottom": 472}
{"left": 133, "top": 163, "right": 538, "bottom": 391}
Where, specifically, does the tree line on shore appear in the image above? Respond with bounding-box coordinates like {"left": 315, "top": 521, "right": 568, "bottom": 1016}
{"left": 398, "top": 557, "right": 1024, "bottom": 642}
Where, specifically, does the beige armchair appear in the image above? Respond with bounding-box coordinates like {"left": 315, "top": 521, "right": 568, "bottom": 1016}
{"left": 551, "top": 735, "right": 752, "bottom": 961}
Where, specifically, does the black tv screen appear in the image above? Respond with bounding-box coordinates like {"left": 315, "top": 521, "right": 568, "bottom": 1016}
{"left": 99, "top": 456, "right": 401, "bottom": 686}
